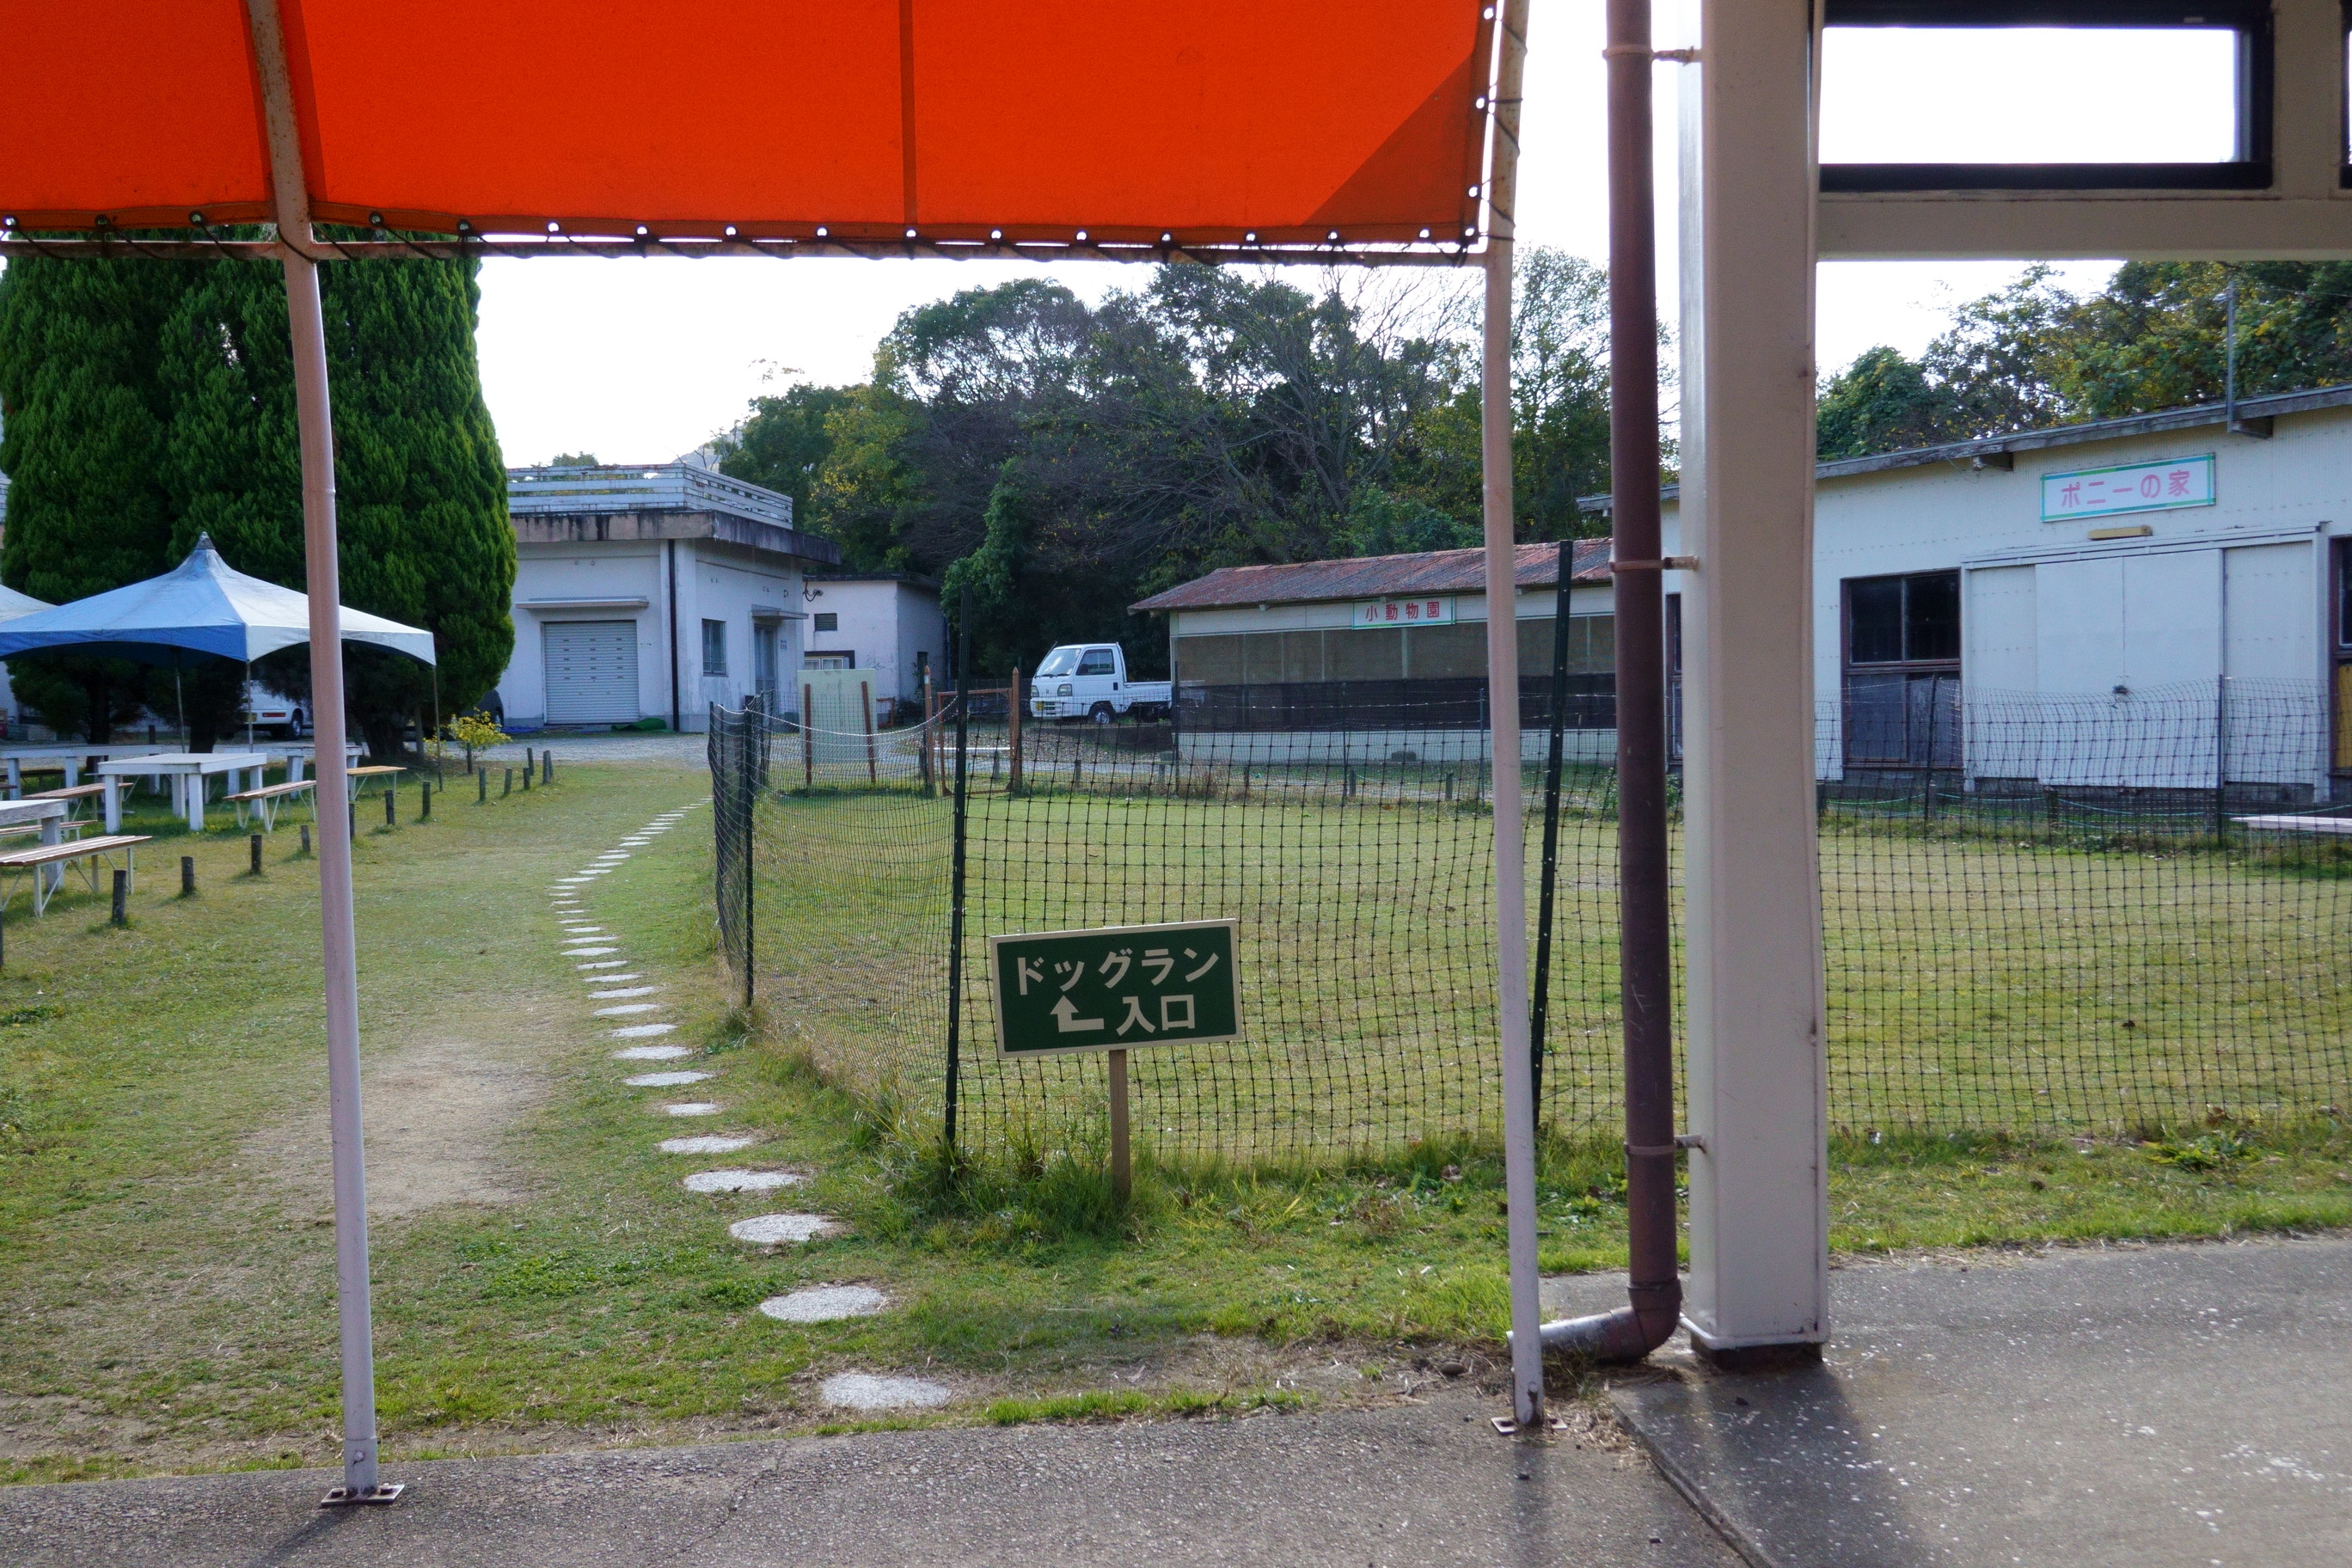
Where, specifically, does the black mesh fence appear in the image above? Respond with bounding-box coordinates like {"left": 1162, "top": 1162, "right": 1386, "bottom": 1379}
{"left": 711, "top": 678, "right": 2350, "bottom": 1164}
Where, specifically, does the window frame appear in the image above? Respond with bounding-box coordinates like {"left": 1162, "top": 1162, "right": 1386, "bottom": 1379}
{"left": 701, "top": 617, "right": 729, "bottom": 676}
{"left": 1819, "top": 0, "right": 2275, "bottom": 193}
{"left": 813, "top": 611, "right": 839, "bottom": 634}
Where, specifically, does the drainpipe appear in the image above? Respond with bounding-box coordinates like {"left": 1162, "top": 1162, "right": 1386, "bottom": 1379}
{"left": 666, "top": 538, "right": 682, "bottom": 732}
{"left": 1537, "top": 0, "right": 1682, "bottom": 1363}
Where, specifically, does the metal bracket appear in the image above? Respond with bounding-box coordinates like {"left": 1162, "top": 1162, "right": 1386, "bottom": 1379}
{"left": 1491, "top": 1412, "right": 1574, "bottom": 1436}
{"left": 1608, "top": 555, "right": 1699, "bottom": 573}
{"left": 321, "top": 1482, "right": 405, "bottom": 1508}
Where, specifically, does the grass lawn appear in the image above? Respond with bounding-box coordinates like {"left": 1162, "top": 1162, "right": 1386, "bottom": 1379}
{"left": 0, "top": 756, "right": 2345, "bottom": 1486}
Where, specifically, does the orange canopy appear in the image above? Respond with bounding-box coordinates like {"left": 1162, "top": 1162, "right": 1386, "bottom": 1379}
{"left": 5, "top": 0, "right": 1496, "bottom": 248}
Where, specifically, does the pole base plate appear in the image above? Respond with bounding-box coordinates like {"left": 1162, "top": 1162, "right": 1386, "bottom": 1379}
{"left": 1491, "top": 1413, "right": 1571, "bottom": 1436}
{"left": 320, "top": 1482, "right": 405, "bottom": 1507}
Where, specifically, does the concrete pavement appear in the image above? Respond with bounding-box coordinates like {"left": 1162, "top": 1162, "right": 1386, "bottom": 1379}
{"left": 0, "top": 1383, "right": 1737, "bottom": 1568}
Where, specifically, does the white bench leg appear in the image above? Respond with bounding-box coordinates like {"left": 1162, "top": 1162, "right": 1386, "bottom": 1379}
{"left": 103, "top": 777, "right": 122, "bottom": 835}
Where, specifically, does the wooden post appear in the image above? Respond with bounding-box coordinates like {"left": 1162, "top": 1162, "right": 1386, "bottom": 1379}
{"left": 180, "top": 855, "right": 195, "bottom": 897}
{"left": 1008, "top": 665, "right": 1024, "bottom": 793}
{"left": 503, "top": 768, "right": 513, "bottom": 798}
{"left": 420, "top": 779, "right": 431, "bottom": 820}
{"left": 861, "top": 680, "right": 878, "bottom": 785}
{"left": 477, "top": 768, "right": 487, "bottom": 804}
{"left": 803, "top": 683, "right": 816, "bottom": 788}
{"left": 300, "top": 824, "right": 312, "bottom": 856}
{"left": 918, "top": 671, "right": 934, "bottom": 792}
{"left": 111, "top": 869, "right": 128, "bottom": 925}
{"left": 251, "top": 834, "right": 264, "bottom": 875}
{"left": 1108, "top": 1048, "right": 1131, "bottom": 1204}
{"left": 383, "top": 788, "right": 395, "bottom": 828}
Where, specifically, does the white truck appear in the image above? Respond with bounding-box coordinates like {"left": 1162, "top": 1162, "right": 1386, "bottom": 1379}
{"left": 1027, "top": 643, "right": 1172, "bottom": 724}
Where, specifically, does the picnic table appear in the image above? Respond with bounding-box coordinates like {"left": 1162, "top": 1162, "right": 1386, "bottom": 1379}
{"left": 96, "top": 751, "right": 270, "bottom": 833}
{"left": 1, "top": 744, "right": 169, "bottom": 796}
{"left": 273, "top": 741, "right": 364, "bottom": 781}
{"left": 0, "top": 797, "right": 69, "bottom": 896}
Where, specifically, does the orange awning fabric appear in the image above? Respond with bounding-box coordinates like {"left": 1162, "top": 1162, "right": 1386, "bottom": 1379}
{"left": 4, "top": 0, "right": 1496, "bottom": 248}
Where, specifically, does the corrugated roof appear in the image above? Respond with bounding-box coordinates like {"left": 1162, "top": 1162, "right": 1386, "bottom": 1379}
{"left": 1131, "top": 539, "right": 1613, "bottom": 613}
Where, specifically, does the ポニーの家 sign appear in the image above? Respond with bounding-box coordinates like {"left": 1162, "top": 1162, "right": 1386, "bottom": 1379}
{"left": 2041, "top": 455, "right": 2214, "bottom": 523}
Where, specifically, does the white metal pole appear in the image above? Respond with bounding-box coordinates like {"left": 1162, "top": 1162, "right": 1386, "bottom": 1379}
{"left": 1480, "top": 0, "right": 1542, "bottom": 1430}
{"left": 243, "top": 0, "right": 393, "bottom": 1503}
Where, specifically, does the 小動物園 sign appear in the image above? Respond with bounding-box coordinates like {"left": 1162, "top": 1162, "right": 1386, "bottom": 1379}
{"left": 989, "top": 918, "right": 1240, "bottom": 1058}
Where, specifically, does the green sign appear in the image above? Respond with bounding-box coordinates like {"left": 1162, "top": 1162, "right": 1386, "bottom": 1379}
{"left": 989, "top": 918, "right": 1240, "bottom": 1058}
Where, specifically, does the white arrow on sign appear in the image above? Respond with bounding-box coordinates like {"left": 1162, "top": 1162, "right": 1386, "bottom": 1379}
{"left": 1051, "top": 995, "right": 1105, "bottom": 1032}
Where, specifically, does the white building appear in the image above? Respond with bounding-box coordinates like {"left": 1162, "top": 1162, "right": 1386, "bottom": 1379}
{"left": 799, "top": 572, "right": 947, "bottom": 719}
{"left": 494, "top": 464, "right": 841, "bottom": 732}
{"left": 1140, "top": 385, "right": 2352, "bottom": 801}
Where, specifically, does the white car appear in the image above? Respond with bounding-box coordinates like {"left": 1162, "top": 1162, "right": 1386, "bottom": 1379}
{"left": 1028, "top": 643, "right": 1172, "bottom": 724}
{"left": 243, "top": 682, "right": 306, "bottom": 738}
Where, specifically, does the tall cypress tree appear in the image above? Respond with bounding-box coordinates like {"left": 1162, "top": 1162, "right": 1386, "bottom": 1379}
{"left": 161, "top": 254, "right": 514, "bottom": 756}
{"left": 0, "top": 254, "right": 201, "bottom": 741}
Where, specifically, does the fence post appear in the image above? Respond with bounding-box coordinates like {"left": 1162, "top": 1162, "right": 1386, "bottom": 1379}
{"left": 2212, "top": 674, "right": 2229, "bottom": 843}
{"left": 1529, "top": 540, "right": 1574, "bottom": 1103}
{"left": 1008, "top": 665, "right": 1024, "bottom": 794}
{"left": 919, "top": 671, "right": 935, "bottom": 794}
{"left": 1919, "top": 677, "right": 1941, "bottom": 824}
{"left": 943, "top": 585, "right": 973, "bottom": 1152}
{"left": 861, "top": 680, "right": 879, "bottom": 785}
{"left": 477, "top": 768, "right": 487, "bottom": 804}
{"left": 803, "top": 683, "right": 816, "bottom": 790}
{"left": 740, "top": 707, "right": 756, "bottom": 1013}
{"left": 111, "top": 868, "right": 128, "bottom": 925}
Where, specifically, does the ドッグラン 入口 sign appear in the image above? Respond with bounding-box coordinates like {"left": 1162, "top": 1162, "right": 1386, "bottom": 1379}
{"left": 989, "top": 919, "right": 1240, "bottom": 1058}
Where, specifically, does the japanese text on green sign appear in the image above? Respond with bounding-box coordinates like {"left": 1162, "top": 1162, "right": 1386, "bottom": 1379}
{"left": 989, "top": 919, "right": 1240, "bottom": 1058}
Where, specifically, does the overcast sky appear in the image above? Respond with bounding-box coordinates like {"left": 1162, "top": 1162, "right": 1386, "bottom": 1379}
{"left": 477, "top": 8, "right": 2234, "bottom": 465}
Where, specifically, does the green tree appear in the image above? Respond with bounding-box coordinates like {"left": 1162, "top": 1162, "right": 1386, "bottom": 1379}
{"left": 1816, "top": 346, "right": 1969, "bottom": 459}
{"left": 161, "top": 254, "right": 514, "bottom": 757}
{"left": 714, "top": 383, "right": 852, "bottom": 525}
{"left": 0, "top": 254, "right": 200, "bottom": 741}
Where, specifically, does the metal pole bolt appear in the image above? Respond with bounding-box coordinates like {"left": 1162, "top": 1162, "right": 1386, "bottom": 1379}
{"left": 181, "top": 855, "right": 196, "bottom": 897}
{"left": 111, "top": 869, "right": 128, "bottom": 926}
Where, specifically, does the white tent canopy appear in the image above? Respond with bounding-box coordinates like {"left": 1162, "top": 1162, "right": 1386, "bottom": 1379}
{"left": 0, "top": 536, "right": 434, "bottom": 666}
{"left": 0, "top": 583, "right": 52, "bottom": 621}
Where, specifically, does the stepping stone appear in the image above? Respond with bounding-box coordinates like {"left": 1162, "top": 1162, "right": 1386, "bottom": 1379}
{"left": 820, "top": 1373, "right": 947, "bottom": 1411}
{"left": 595, "top": 1003, "right": 661, "bottom": 1017}
{"left": 660, "top": 1134, "right": 756, "bottom": 1155}
{"left": 598, "top": 852, "right": 630, "bottom": 860}
{"left": 565, "top": 946, "right": 620, "bottom": 957}
{"left": 622, "top": 1069, "right": 712, "bottom": 1087}
{"left": 685, "top": 1170, "right": 805, "bottom": 1194}
{"left": 585, "top": 972, "right": 644, "bottom": 983}
{"left": 562, "top": 927, "right": 607, "bottom": 935}
{"left": 591, "top": 986, "right": 658, "bottom": 999}
{"left": 615, "top": 1044, "right": 693, "bottom": 1061}
{"left": 579, "top": 961, "right": 628, "bottom": 971}
{"left": 664, "top": 1101, "right": 722, "bottom": 1116}
{"left": 727, "top": 1211, "right": 832, "bottom": 1243}
{"left": 621, "top": 839, "right": 652, "bottom": 845}
{"left": 759, "top": 1285, "right": 886, "bottom": 1323}
{"left": 611, "top": 1023, "right": 678, "bottom": 1038}
{"left": 554, "top": 877, "right": 593, "bottom": 885}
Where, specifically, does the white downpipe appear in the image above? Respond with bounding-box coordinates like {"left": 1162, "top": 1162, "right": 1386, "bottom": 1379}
{"left": 244, "top": 0, "right": 388, "bottom": 1501}
{"left": 1480, "top": 0, "right": 1542, "bottom": 1430}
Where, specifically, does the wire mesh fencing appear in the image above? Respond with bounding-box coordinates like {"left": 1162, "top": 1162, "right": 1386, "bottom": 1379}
{"left": 711, "top": 677, "right": 2350, "bottom": 1167}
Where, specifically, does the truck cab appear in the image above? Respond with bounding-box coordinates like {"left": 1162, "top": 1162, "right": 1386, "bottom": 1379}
{"left": 1028, "top": 643, "right": 1172, "bottom": 724}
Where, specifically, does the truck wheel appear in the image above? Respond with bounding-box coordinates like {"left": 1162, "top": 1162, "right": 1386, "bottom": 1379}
{"left": 1088, "top": 702, "right": 1116, "bottom": 725}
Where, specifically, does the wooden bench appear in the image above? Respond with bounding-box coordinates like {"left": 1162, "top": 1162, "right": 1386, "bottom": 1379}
{"left": 0, "top": 834, "right": 150, "bottom": 916}
{"left": 226, "top": 778, "right": 315, "bottom": 831}
{"left": 346, "top": 765, "right": 405, "bottom": 797}
{"left": 22, "top": 781, "right": 110, "bottom": 820}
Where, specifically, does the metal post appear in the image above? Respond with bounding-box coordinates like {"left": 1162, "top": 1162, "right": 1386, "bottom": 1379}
{"left": 243, "top": 0, "right": 395, "bottom": 1504}
{"left": 1008, "top": 664, "right": 1025, "bottom": 794}
{"left": 1108, "top": 1047, "right": 1131, "bottom": 1202}
{"left": 803, "top": 683, "right": 816, "bottom": 790}
{"left": 1477, "top": 0, "right": 1542, "bottom": 1433}
{"left": 741, "top": 711, "right": 756, "bottom": 1013}
{"left": 2213, "top": 673, "right": 2229, "bottom": 842}
{"left": 1530, "top": 541, "right": 1574, "bottom": 1106}
{"left": 861, "top": 680, "right": 879, "bottom": 785}
{"left": 944, "top": 585, "right": 973, "bottom": 1151}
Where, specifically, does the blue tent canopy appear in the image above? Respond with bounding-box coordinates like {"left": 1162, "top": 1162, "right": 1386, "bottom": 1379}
{"left": 0, "top": 583, "right": 52, "bottom": 622}
{"left": 0, "top": 536, "right": 435, "bottom": 666}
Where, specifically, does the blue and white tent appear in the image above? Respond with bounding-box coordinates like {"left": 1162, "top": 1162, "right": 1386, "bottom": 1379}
{"left": 0, "top": 536, "right": 434, "bottom": 666}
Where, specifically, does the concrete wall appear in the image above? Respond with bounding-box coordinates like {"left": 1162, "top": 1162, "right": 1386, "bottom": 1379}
{"left": 803, "top": 579, "right": 946, "bottom": 702}
{"left": 497, "top": 536, "right": 804, "bottom": 732}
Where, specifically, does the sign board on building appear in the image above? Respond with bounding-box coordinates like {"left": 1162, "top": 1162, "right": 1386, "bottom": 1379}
{"left": 2041, "top": 455, "right": 2214, "bottom": 524}
{"left": 1353, "top": 596, "right": 1455, "bottom": 628}
{"left": 989, "top": 918, "right": 1240, "bottom": 1058}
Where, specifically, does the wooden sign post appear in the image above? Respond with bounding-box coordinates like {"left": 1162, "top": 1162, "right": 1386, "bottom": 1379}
{"left": 988, "top": 917, "right": 1240, "bottom": 1202}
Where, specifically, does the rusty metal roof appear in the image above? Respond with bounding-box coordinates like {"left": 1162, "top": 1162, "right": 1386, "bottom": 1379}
{"left": 1131, "top": 538, "right": 1614, "bottom": 614}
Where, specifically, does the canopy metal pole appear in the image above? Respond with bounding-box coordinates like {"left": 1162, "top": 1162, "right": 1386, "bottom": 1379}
{"left": 244, "top": 0, "right": 397, "bottom": 1506}
{"left": 1479, "top": 0, "right": 1542, "bottom": 1431}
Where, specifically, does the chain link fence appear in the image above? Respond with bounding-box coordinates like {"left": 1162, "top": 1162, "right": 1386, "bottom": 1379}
{"left": 711, "top": 677, "right": 2349, "bottom": 1164}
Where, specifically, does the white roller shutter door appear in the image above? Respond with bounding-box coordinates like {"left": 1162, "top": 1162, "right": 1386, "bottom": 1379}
{"left": 544, "top": 621, "right": 639, "bottom": 725}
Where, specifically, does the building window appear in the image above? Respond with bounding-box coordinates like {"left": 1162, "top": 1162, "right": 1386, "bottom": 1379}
{"left": 1842, "top": 571, "right": 1960, "bottom": 770}
{"left": 814, "top": 611, "right": 838, "bottom": 633}
{"left": 701, "top": 618, "right": 728, "bottom": 676}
